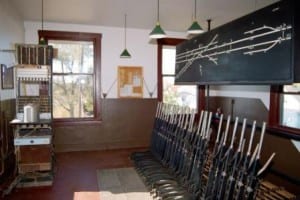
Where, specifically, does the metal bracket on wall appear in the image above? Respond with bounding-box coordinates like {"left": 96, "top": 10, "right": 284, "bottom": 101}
{"left": 0, "top": 49, "right": 15, "bottom": 53}
{"left": 143, "top": 77, "right": 157, "bottom": 98}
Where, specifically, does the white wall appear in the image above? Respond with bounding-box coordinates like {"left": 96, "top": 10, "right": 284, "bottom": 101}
{"left": 24, "top": 21, "right": 186, "bottom": 98}
{"left": 0, "top": 0, "right": 24, "bottom": 100}
{"left": 23, "top": 22, "right": 271, "bottom": 107}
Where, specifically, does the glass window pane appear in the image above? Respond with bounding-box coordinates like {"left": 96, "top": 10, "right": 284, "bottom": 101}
{"left": 283, "top": 83, "right": 300, "bottom": 93}
{"left": 49, "top": 40, "right": 94, "bottom": 74}
{"left": 163, "top": 76, "right": 197, "bottom": 109}
{"left": 280, "top": 94, "right": 300, "bottom": 129}
{"left": 162, "top": 46, "right": 176, "bottom": 75}
{"left": 53, "top": 75, "right": 94, "bottom": 118}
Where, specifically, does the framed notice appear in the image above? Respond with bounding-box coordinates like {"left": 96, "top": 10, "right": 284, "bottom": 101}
{"left": 1, "top": 64, "right": 14, "bottom": 89}
{"left": 118, "top": 66, "right": 143, "bottom": 98}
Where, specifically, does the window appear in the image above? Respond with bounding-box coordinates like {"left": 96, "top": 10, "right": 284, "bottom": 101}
{"left": 280, "top": 84, "right": 300, "bottom": 129}
{"left": 157, "top": 38, "right": 205, "bottom": 113}
{"left": 162, "top": 46, "right": 197, "bottom": 109}
{"left": 269, "top": 84, "right": 300, "bottom": 136}
{"left": 50, "top": 40, "right": 94, "bottom": 118}
{"left": 38, "top": 31, "right": 101, "bottom": 124}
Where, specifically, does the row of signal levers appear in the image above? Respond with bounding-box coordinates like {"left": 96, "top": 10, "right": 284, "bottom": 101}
{"left": 131, "top": 102, "right": 276, "bottom": 200}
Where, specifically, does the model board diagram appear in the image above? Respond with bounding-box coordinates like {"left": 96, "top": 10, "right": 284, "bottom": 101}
{"left": 176, "top": 24, "right": 292, "bottom": 79}
{"left": 175, "top": 0, "right": 295, "bottom": 85}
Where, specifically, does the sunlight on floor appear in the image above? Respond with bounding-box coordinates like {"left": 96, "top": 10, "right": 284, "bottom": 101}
{"left": 73, "top": 191, "right": 100, "bottom": 200}
{"left": 100, "top": 191, "right": 152, "bottom": 200}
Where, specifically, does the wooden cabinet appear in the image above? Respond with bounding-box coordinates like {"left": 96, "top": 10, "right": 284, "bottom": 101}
{"left": 11, "top": 123, "right": 53, "bottom": 175}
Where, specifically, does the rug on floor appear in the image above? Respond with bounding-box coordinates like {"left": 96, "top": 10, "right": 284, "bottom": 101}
{"left": 97, "top": 167, "right": 152, "bottom": 200}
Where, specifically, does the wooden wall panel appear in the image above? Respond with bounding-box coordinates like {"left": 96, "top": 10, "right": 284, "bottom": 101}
{"left": 53, "top": 99, "right": 157, "bottom": 152}
{"left": 208, "top": 96, "right": 268, "bottom": 122}
{"left": 0, "top": 99, "right": 16, "bottom": 187}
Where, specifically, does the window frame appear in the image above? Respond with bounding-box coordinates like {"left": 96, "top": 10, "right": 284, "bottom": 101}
{"left": 157, "top": 38, "right": 205, "bottom": 113}
{"left": 269, "top": 85, "right": 300, "bottom": 138}
{"left": 38, "top": 30, "right": 102, "bottom": 126}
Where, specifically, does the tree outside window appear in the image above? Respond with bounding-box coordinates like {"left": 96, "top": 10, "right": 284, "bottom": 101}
{"left": 38, "top": 30, "right": 101, "bottom": 124}
{"left": 162, "top": 46, "right": 197, "bottom": 109}
{"left": 50, "top": 41, "right": 94, "bottom": 118}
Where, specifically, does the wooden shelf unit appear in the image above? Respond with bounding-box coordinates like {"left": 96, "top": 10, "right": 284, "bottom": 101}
{"left": 11, "top": 44, "right": 54, "bottom": 188}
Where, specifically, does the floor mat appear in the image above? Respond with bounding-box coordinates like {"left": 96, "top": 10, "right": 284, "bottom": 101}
{"left": 97, "top": 167, "right": 152, "bottom": 200}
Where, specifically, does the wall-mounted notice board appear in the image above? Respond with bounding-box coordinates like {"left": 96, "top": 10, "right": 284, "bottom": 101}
{"left": 118, "top": 66, "right": 143, "bottom": 98}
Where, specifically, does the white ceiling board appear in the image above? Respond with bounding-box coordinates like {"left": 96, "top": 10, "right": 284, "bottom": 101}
{"left": 9, "top": 0, "right": 279, "bottom": 32}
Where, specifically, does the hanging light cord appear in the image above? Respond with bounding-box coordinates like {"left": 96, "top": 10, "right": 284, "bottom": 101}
{"left": 252, "top": 0, "right": 258, "bottom": 12}
{"left": 124, "top": 14, "right": 127, "bottom": 48}
{"left": 194, "top": 0, "right": 197, "bottom": 20}
{"left": 42, "top": 0, "right": 44, "bottom": 30}
{"left": 157, "top": 0, "right": 160, "bottom": 22}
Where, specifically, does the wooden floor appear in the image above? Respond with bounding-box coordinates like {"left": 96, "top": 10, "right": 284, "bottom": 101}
{"left": 3, "top": 148, "right": 147, "bottom": 200}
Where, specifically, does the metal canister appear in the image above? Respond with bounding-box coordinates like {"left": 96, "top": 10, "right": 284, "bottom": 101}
{"left": 23, "top": 103, "right": 39, "bottom": 123}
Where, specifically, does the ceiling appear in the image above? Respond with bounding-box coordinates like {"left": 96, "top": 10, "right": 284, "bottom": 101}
{"left": 10, "top": 0, "right": 279, "bottom": 32}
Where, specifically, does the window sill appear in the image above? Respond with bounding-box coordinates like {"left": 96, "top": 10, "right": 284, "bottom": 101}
{"left": 53, "top": 118, "right": 102, "bottom": 127}
{"left": 267, "top": 125, "right": 300, "bottom": 140}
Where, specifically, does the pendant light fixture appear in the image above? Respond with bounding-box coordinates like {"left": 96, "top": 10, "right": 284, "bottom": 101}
{"left": 39, "top": 0, "right": 46, "bottom": 45}
{"left": 149, "top": 0, "right": 166, "bottom": 39}
{"left": 187, "top": 0, "right": 204, "bottom": 34}
{"left": 120, "top": 14, "right": 131, "bottom": 58}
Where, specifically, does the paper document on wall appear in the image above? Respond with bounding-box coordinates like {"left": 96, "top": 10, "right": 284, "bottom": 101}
{"left": 20, "top": 83, "right": 40, "bottom": 96}
{"left": 133, "top": 75, "right": 141, "bottom": 87}
{"left": 120, "top": 84, "right": 133, "bottom": 96}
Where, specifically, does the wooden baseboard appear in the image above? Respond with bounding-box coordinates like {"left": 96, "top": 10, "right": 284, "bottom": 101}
{"left": 54, "top": 141, "right": 150, "bottom": 152}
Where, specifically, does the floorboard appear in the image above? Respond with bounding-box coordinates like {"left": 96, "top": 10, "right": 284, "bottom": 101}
{"left": 3, "top": 148, "right": 147, "bottom": 200}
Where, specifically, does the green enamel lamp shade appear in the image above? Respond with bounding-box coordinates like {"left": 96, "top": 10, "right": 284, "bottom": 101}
{"left": 39, "top": 37, "right": 46, "bottom": 45}
{"left": 187, "top": 21, "right": 204, "bottom": 34}
{"left": 150, "top": 22, "right": 166, "bottom": 39}
{"left": 120, "top": 48, "right": 131, "bottom": 58}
